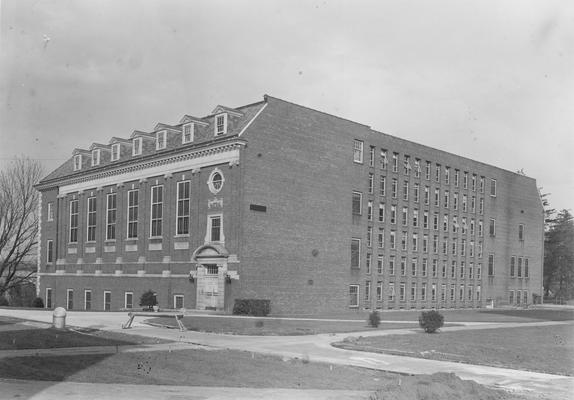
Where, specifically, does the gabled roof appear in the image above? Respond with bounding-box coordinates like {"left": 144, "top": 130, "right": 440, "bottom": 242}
{"left": 211, "top": 105, "right": 243, "bottom": 117}
{"left": 89, "top": 143, "right": 110, "bottom": 150}
{"left": 130, "top": 130, "right": 155, "bottom": 139}
{"left": 72, "top": 148, "right": 91, "bottom": 156}
{"left": 179, "top": 115, "right": 209, "bottom": 126}
{"left": 109, "top": 137, "right": 132, "bottom": 145}
{"left": 153, "top": 123, "right": 181, "bottom": 132}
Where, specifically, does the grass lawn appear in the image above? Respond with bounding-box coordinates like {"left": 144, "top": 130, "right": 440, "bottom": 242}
{"left": 0, "top": 349, "right": 527, "bottom": 399}
{"left": 334, "top": 323, "right": 574, "bottom": 376}
{"left": 0, "top": 326, "right": 169, "bottom": 350}
{"left": 148, "top": 315, "right": 422, "bottom": 335}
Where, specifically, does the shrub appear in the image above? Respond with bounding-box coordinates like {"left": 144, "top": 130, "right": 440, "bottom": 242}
{"left": 0, "top": 297, "right": 9, "bottom": 307}
{"left": 139, "top": 290, "right": 158, "bottom": 310}
{"left": 368, "top": 311, "right": 381, "bottom": 328}
{"left": 233, "top": 299, "right": 270, "bottom": 316}
{"left": 32, "top": 297, "right": 44, "bottom": 308}
{"left": 419, "top": 310, "right": 444, "bottom": 333}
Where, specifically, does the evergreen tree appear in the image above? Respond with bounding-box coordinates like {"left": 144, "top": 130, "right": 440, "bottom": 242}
{"left": 544, "top": 210, "right": 574, "bottom": 300}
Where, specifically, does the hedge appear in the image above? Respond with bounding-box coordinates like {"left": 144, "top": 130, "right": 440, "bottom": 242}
{"left": 232, "top": 299, "right": 271, "bottom": 316}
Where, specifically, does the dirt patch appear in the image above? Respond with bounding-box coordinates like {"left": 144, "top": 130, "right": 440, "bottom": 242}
{"left": 371, "top": 372, "right": 518, "bottom": 400}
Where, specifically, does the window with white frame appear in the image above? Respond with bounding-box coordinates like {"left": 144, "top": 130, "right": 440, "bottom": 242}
{"left": 431, "top": 283, "right": 436, "bottom": 301}
{"left": 215, "top": 114, "right": 227, "bottom": 136}
{"left": 349, "top": 285, "right": 359, "bottom": 307}
{"left": 208, "top": 214, "right": 223, "bottom": 242}
{"left": 106, "top": 193, "right": 116, "bottom": 240}
{"left": 127, "top": 190, "right": 139, "bottom": 239}
{"left": 391, "top": 179, "right": 398, "bottom": 198}
{"left": 400, "top": 257, "right": 407, "bottom": 275}
{"left": 353, "top": 140, "right": 363, "bottom": 163}
{"left": 518, "top": 224, "right": 525, "bottom": 241}
{"left": 424, "top": 186, "right": 430, "bottom": 205}
{"left": 368, "top": 174, "right": 374, "bottom": 194}
{"left": 183, "top": 123, "right": 194, "bottom": 143}
{"left": 177, "top": 181, "right": 191, "bottom": 235}
{"left": 47, "top": 202, "right": 54, "bottom": 221}
{"left": 84, "top": 290, "right": 92, "bottom": 310}
{"left": 402, "top": 180, "right": 408, "bottom": 200}
{"left": 377, "top": 256, "right": 383, "bottom": 274}
{"left": 414, "top": 159, "right": 421, "bottom": 177}
{"left": 352, "top": 191, "right": 362, "bottom": 215}
{"left": 411, "top": 257, "right": 418, "bottom": 276}
{"left": 389, "top": 256, "right": 395, "bottom": 275}
{"left": 510, "top": 256, "right": 516, "bottom": 277}
{"left": 472, "top": 174, "right": 477, "bottom": 191}
{"left": 392, "top": 153, "right": 398, "bottom": 172}
{"left": 104, "top": 290, "right": 111, "bottom": 311}
{"left": 411, "top": 283, "right": 417, "bottom": 301}
{"left": 442, "top": 261, "right": 447, "bottom": 278}
{"left": 463, "top": 172, "right": 468, "bottom": 189}
{"left": 435, "top": 164, "right": 441, "bottom": 182}
{"left": 73, "top": 154, "right": 82, "bottom": 171}
{"left": 489, "top": 218, "right": 496, "bottom": 236}
{"left": 453, "top": 192, "right": 458, "bottom": 210}
{"left": 91, "top": 149, "right": 100, "bottom": 166}
{"left": 488, "top": 254, "right": 495, "bottom": 276}
{"left": 423, "top": 234, "right": 428, "bottom": 253}
{"left": 46, "top": 240, "right": 53, "bottom": 263}
{"left": 444, "top": 167, "right": 450, "bottom": 184}
{"left": 378, "top": 231, "right": 384, "bottom": 249}
{"left": 454, "top": 169, "right": 459, "bottom": 186}
{"left": 367, "top": 226, "right": 372, "bottom": 247}
{"left": 174, "top": 294, "right": 184, "bottom": 309}
{"left": 366, "top": 253, "right": 372, "bottom": 273}
{"left": 132, "top": 137, "right": 142, "bottom": 156}
{"left": 369, "top": 146, "right": 375, "bottom": 167}
{"left": 425, "top": 161, "right": 431, "bottom": 180}
{"left": 378, "top": 203, "right": 385, "bottom": 222}
{"left": 388, "top": 282, "right": 396, "bottom": 301}
{"left": 351, "top": 240, "right": 360, "bottom": 269}
{"left": 401, "top": 231, "right": 407, "bottom": 251}
{"left": 390, "top": 231, "right": 396, "bottom": 249}
{"left": 414, "top": 183, "right": 420, "bottom": 203}
{"left": 421, "top": 283, "right": 427, "bottom": 301}
{"left": 471, "top": 196, "right": 476, "bottom": 213}
{"left": 450, "top": 284, "right": 455, "bottom": 301}
{"left": 86, "top": 197, "right": 97, "bottom": 242}
{"left": 67, "top": 289, "right": 74, "bottom": 310}
{"left": 490, "top": 179, "right": 497, "bottom": 197}
{"left": 379, "top": 176, "right": 386, "bottom": 196}
{"left": 441, "top": 284, "right": 447, "bottom": 302}
{"left": 401, "top": 207, "right": 408, "bottom": 226}
{"left": 45, "top": 288, "right": 52, "bottom": 309}
{"left": 390, "top": 205, "right": 397, "bottom": 224}
{"left": 364, "top": 281, "right": 371, "bottom": 304}
{"left": 422, "top": 258, "right": 428, "bottom": 276}
{"left": 403, "top": 155, "right": 411, "bottom": 174}
{"left": 443, "top": 190, "right": 450, "bottom": 208}
{"left": 150, "top": 186, "right": 163, "bottom": 237}
{"left": 156, "top": 130, "right": 167, "bottom": 150}
{"left": 432, "top": 212, "right": 438, "bottom": 230}
{"left": 399, "top": 283, "right": 406, "bottom": 301}
{"left": 479, "top": 197, "right": 484, "bottom": 214}
{"left": 125, "top": 292, "right": 133, "bottom": 309}
{"left": 434, "top": 188, "right": 440, "bottom": 207}
{"left": 377, "top": 281, "right": 383, "bottom": 302}
{"left": 380, "top": 149, "right": 388, "bottom": 169}
{"left": 412, "top": 233, "right": 418, "bottom": 252}
{"left": 413, "top": 209, "right": 419, "bottom": 227}
{"left": 111, "top": 143, "right": 120, "bottom": 161}
{"left": 525, "top": 259, "right": 529, "bottom": 278}
{"left": 69, "top": 199, "right": 79, "bottom": 243}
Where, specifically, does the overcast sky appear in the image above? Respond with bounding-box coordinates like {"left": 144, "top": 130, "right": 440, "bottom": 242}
{"left": 1, "top": 0, "right": 572, "bottom": 212}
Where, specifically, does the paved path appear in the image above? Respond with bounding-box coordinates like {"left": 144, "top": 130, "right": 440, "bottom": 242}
{"left": 1, "top": 308, "right": 573, "bottom": 399}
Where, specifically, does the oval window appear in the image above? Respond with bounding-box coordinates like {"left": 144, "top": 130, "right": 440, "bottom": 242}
{"left": 208, "top": 169, "right": 225, "bottom": 194}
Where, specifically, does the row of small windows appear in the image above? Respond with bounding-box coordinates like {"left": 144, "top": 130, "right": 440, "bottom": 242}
{"left": 354, "top": 181, "right": 485, "bottom": 214}
{"left": 509, "top": 256, "right": 530, "bottom": 278}
{"left": 360, "top": 253, "right": 484, "bottom": 280}
{"left": 509, "top": 290, "right": 530, "bottom": 305}
{"left": 73, "top": 114, "right": 229, "bottom": 171}
{"left": 351, "top": 239, "right": 496, "bottom": 276}
{"left": 44, "top": 288, "right": 184, "bottom": 310}
{"left": 353, "top": 140, "right": 497, "bottom": 196}
{"left": 349, "top": 282, "right": 482, "bottom": 307}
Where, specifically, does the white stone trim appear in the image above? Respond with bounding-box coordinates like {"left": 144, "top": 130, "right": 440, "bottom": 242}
{"left": 239, "top": 102, "right": 267, "bottom": 137}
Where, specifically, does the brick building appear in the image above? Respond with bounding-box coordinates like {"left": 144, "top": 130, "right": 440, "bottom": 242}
{"left": 36, "top": 95, "right": 544, "bottom": 314}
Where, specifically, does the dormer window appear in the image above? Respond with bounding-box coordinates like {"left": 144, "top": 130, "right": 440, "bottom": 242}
{"left": 133, "top": 137, "right": 142, "bottom": 156}
{"left": 182, "top": 123, "right": 194, "bottom": 144}
{"left": 215, "top": 114, "right": 227, "bottom": 136}
{"left": 91, "top": 149, "right": 100, "bottom": 166}
{"left": 156, "top": 130, "right": 167, "bottom": 150}
{"left": 111, "top": 143, "right": 120, "bottom": 161}
{"left": 73, "top": 154, "right": 82, "bottom": 171}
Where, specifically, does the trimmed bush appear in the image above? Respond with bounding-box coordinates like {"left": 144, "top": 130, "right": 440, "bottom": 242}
{"left": 139, "top": 290, "right": 158, "bottom": 310}
{"left": 419, "top": 310, "right": 444, "bottom": 333}
{"left": 368, "top": 311, "right": 381, "bottom": 328}
{"left": 0, "top": 297, "right": 9, "bottom": 307}
{"left": 232, "top": 299, "right": 270, "bottom": 316}
{"left": 32, "top": 297, "right": 44, "bottom": 308}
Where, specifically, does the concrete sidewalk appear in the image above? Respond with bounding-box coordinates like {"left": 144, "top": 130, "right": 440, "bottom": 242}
{"left": 1, "top": 308, "right": 573, "bottom": 399}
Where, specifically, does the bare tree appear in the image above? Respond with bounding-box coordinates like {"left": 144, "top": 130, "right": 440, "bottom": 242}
{"left": 0, "top": 158, "right": 43, "bottom": 297}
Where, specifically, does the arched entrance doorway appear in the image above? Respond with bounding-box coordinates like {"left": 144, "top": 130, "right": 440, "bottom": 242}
{"left": 192, "top": 244, "right": 229, "bottom": 311}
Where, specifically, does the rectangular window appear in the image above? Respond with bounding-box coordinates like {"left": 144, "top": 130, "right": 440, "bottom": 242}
{"left": 47, "top": 202, "right": 54, "bottom": 221}
{"left": 523, "top": 290, "right": 528, "bottom": 305}
{"left": 377, "top": 256, "right": 383, "bottom": 274}
{"left": 127, "top": 190, "right": 139, "bottom": 239}
{"left": 460, "top": 261, "right": 465, "bottom": 278}
{"left": 367, "top": 201, "right": 373, "bottom": 221}
{"left": 509, "top": 290, "right": 515, "bottom": 305}
{"left": 431, "top": 283, "right": 436, "bottom": 301}
{"left": 453, "top": 192, "right": 458, "bottom": 210}
{"left": 432, "top": 259, "right": 438, "bottom": 278}
{"left": 150, "top": 185, "right": 163, "bottom": 237}
{"left": 421, "top": 283, "right": 427, "bottom": 301}
{"left": 87, "top": 196, "right": 97, "bottom": 242}
{"left": 411, "top": 258, "right": 417, "bottom": 276}
{"left": 402, "top": 207, "right": 408, "bottom": 226}
{"left": 174, "top": 294, "right": 184, "bottom": 309}
{"left": 352, "top": 191, "right": 363, "bottom": 215}
{"left": 422, "top": 258, "right": 428, "bottom": 277}
{"left": 367, "top": 226, "right": 373, "bottom": 247}
{"left": 73, "top": 154, "right": 82, "bottom": 171}
{"left": 479, "top": 198, "right": 484, "bottom": 214}
{"left": 432, "top": 212, "right": 438, "bottom": 230}
{"left": 183, "top": 123, "right": 194, "bottom": 143}
{"left": 444, "top": 167, "right": 450, "bottom": 184}
{"left": 399, "top": 283, "right": 406, "bottom": 301}
{"left": 45, "top": 288, "right": 52, "bottom": 309}
{"left": 412, "top": 233, "right": 418, "bottom": 252}
{"left": 424, "top": 186, "right": 430, "bottom": 205}
{"left": 414, "top": 159, "right": 421, "bottom": 177}
{"left": 125, "top": 292, "right": 133, "bottom": 309}
{"left": 366, "top": 253, "right": 372, "bottom": 273}
{"left": 400, "top": 257, "right": 407, "bottom": 276}
{"left": 349, "top": 285, "right": 359, "bottom": 307}
{"left": 518, "top": 257, "right": 523, "bottom": 277}
{"left": 380, "top": 150, "right": 388, "bottom": 169}
{"left": 377, "top": 231, "right": 384, "bottom": 249}
{"left": 390, "top": 231, "right": 396, "bottom": 249}
{"left": 389, "top": 256, "right": 395, "bottom": 275}
{"left": 490, "top": 179, "right": 497, "bottom": 197}
{"left": 402, "top": 180, "right": 409, "bottom": 201}
{"left": 401, "top": 232, "right": 407, "bottom": 251}
{"left": 442, "top": 261, "right": 447, "bottom": 278}
{"left": 518, "top": 224, "right": 524, "bottom": 241}
{"left": 177, "top": 181, "right": 191, "bottom": 235}
{"left": 441, "top": 284, "right": 447, "bottom": 302}
{"left": 215, "top": 114, "right": 227, "bottom": 135}
{"left": 388, "top": 282, "right": 395, "bottom": 301}
{"left": 434, "top": 188, "right": 440, "bottom": 207}
{"left": 46, "top": 240, "right": 54, "bottom": 263}
{"left": 471, "top": 196, "right": 476, "bottom": 213}
{"left": 469, "top": 240, "right": 474, "bottom": 257}
{"left": 209, "top": 215, "right": 222, "bottom": 242}
{"left": 433, "top": 235, "right": 439, "bottom": 254}
{"left": 378, "top": 203, "right": 385, "bottom": 222}
{"left": 91, "top": 149, "right": 100, "bottom": 166}
{"left": 488, "top": 254, "right": 495, "bottom": 276}
{"left": 104, "top": 291, "right": 111, "bottom": 311}
{"left": 480, "top": 176, "right": 485, "bottom": 193}
{"left": 365, "top": 281, "right": 371, "bottom": 303}
{"left": 353, "top": 140, "right": 364, "bottom": 163}
{"left": 368, "top": 174, "right": 374, "bottom": 194}
{"left": 489, "top": 218, "right": 496, "bottom": 236}
{"left": 69, "top": 199, "right": 79, "bottom": 243}
{"left": 454, "top": 170, "right": 460, "bottom": 187}
{"left": 461, "top": 239, "right": 466, "bottom": 256}
{"left": 463, "top": 172, "right": 468, "bottom": 189}
{"left": 443, "top": 190, "right": 450, "bottom": 208}
{"left": 411, "top": 283, "right": 417, "bottom": 301}
{"left": 442, "top": 237, "right": 448, "bottom": 255}
{"left": 423, "top": 211, "right": 429, "bottom": 229}
{"left": 351, "top": 239, "right": 361, "bottom": 269}
{"left": 478, "top": 241, "right": 483, "bottom": 258}
{"left": 403, "top": 156, "right": 411, "bottom": 174}
{"left": 517, "top": 290, "right": 522, "bottom": 305}
{"left": 423, "top": 234, "right": 429, "bottom": 253}
{"left": 379, "top": 176, "right": 386, "bottom": 196}
{"left": 156, "top": 130, "right": 167, "bottom": 150}
{"left": 510, "top": 256, "right": 516, "bottom": 277}
{"left": 435, "top": 164, "right": 441, "bottom": 182}
{"left": 391, "top": 179, "right": 398, "bottom": 198}
{"left": 451, "top": 261, "right": 456, "bottom": 278}
{"left": 390, "top": 205, "right": 397, "bottom": 224}
{"left": 469, "top": 262, "right": 474, "bottom": 279}
{"left": 111, "top": 143, "right": 120, "bottom": 161}
{"left": 369, "top": 146, "right": 375, "bottom": 167}
{"left": 106, "top": 193, "right": 117, "bottom": 240}
{"left": 67, "top": 289, "right": 74, "bottom": 310}
{"left": 525, "top": 259, "right": 529, "bottom": 278}
{"left": 425, "top": 161, "right": 431, "bottom": 180}
{"left": 476, "top": 285, "right": 481, "bottom": 301}
{"left": 450, "top": 284, "right": 455, "bottom": 301}
{"left": 413, "top": 209, "right": 419, "bottom": 227}
{"left": 459, "top": 285, "right": 465, "bottom": 301}
{"left": 472, "top": 174, "right": 477, "bottom": 191}
{"left": 84, "top": 290, "right": 92, "bottom": 311}
{"left": 132, "top": 137, "right": 142, "bottom": 156}
{"left": 392, "top": 153, "right": 398, "bottom": 172}
{"left": 377, "top": 281, "right": 383, "bottom": 302}
{"left": 414, "top": 183, "right": 420, "bottom": 203}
